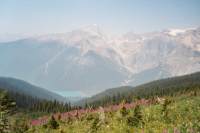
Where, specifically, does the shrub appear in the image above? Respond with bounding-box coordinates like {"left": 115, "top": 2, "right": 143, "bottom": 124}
{"left": 11, "top": 117, "right": 29, "bottom": 133}
{"left": 90, "top": 117, "right": 101, "bottom": 133}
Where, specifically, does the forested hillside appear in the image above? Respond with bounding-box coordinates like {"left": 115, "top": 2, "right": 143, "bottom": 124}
{"left": 79, "top": 72, "right": 200, "bottom": 107}
{"left": 0, "top": 89, "right": 72, "bottom": 114}
{"left": 0, "top": 72, "right": 200, "bottom": 133}
{"left": 0, "top": 77, "right": 66, "bottom": 101}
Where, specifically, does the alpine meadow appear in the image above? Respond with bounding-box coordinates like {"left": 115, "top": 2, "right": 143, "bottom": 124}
{"left": 0, "top": 0, "right": 200, "bottom": 133}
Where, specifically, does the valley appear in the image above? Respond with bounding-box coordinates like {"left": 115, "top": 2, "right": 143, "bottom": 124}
{"left": 0, "top": 72, "right": 200, "bottom": 132}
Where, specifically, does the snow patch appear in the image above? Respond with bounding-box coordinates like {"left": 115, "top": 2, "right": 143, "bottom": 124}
{"left": 167, "top": 29, "right": 187, "bottom": 36}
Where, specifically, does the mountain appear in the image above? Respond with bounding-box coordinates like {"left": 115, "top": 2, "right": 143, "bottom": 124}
{"left": 78, "top": 72, "right": 200, "bottom": 106}
{"left": 0, "top": 77, "right": 67, "bottom": 101}
{"left": 0, "top": 25, "right": 200, "bottom": 96}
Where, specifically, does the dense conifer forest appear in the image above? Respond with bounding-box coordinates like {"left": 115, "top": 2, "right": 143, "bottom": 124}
{"left": 0, "top": 89, "right": 72, "bottom": 113}
{"left": 81, "top": 72, "right": 200, "bottom": 108}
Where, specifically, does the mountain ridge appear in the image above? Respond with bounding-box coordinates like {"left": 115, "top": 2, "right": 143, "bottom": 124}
{"left": 77, "top": 71, "right": 200, "bottom": 106}
{"left": 0, "top": 26, "right": 200, "bottom": 96}
{"left": 0, "top": 77, "right": 67, "bottom": 101}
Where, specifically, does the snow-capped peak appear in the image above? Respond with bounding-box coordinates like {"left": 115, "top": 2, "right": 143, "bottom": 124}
{"left": 32, "top": 24, "right": 108, "bottom": 45}
{"left": 165, "top": 28, "right": 197, "bottom": 36}
{"left": 80, "top": 24, "right": 100, "bottom": 32}
{"left": 166, "top": 29, "right": 187, "bottom": 36}
{"left": 72, "top": 24, "right": 105, "bottom": 37}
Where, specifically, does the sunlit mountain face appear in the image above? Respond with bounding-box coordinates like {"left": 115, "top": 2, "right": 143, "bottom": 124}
{"left": 0, "top": 25, "right": 200, "bottom": 96}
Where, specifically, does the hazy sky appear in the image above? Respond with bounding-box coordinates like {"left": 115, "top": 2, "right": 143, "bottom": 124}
{"left": 0, "top": 0, "right": 200, "bottom": 35}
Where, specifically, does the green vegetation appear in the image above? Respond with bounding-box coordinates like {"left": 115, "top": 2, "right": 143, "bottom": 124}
{"left": 81, "top": 72, "right": 200, "bottom": 107}
{"left": 0, "top": 72, "right": 200, "bottom": 132}
{"left": 0, "top": 90, "right": 16, "bottom": 133}
{"left": 0, "top": 88, "right": 72, "bottom": 114}
{"left": 0, "top": 77, "right": 67, "bottom": 101}
{"left": 48, "top": 115, "right": 59, "bottom": 129}
{"left": 26, "top": 94, "right": 200, "bottom": 133}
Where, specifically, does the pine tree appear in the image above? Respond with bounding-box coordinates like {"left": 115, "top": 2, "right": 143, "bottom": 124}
{"left": 120, "top": 106, "right": 129, "bottom": 117}
{"left": 161, "top": 98, "right": 172, "bottom": 120}
{"left": 0, "top": 91, "right": 16, "bottom": 133}
{"left": 133, "top": 105, "right": 143, "bottom": 126}
{"left": 57, "top": 113, "right": 61, "bottom": 121}
{"left": 120, "top": 100, "right": 129, "bottom": 117}
{"left": 127, "top": 105, "right": 143, "bottom": 127}
{"left": 48, "top": 115, "right": 59, "bottom": 129}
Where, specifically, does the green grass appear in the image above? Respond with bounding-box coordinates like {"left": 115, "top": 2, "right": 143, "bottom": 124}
{"left": 26, "top": 94, "right": 200, "bottom": 133}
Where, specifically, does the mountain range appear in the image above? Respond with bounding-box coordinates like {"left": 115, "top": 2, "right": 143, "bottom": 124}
{"left": 0, "top": 25, "right": 200, "bottom": 96}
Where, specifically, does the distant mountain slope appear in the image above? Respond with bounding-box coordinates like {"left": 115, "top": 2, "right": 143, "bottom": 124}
{"left": 78, "top": 72, "right": 200, "bottom": 106}
{"left": 0, "top": 77, "right": 66, "bottom": 101}
{"left": 0, "top": 26, "right": 200, "bottom": 96}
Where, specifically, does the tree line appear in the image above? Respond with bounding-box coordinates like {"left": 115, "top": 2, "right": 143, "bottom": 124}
{"left": 85, "top": 84, "right": 200, "bottom": 108}
{"left": 0, "top": 88, "right": 73, "bottom": 113}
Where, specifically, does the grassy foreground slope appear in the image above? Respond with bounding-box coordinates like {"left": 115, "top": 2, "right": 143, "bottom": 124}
{"left": 27, "top": 92, "right": 200, "bottom": 133}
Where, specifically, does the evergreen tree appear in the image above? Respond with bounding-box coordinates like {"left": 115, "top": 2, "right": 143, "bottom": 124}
{"left": 161, "top": 98, "right": 172, "bottom": 120}
{"left": 0, "top": 90, "right": 16, "bottom": 133}
{"left": 133, "top": 105, "right": 143, "bottom": 126}
{"left": 48, "top": 115, "right": 59, "bottom": 129}
{"left": 127, "top": 105, "right": 143, "bottom": 127}
{"left": 120, "top": 106, "right": 129, "bottom": 117}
